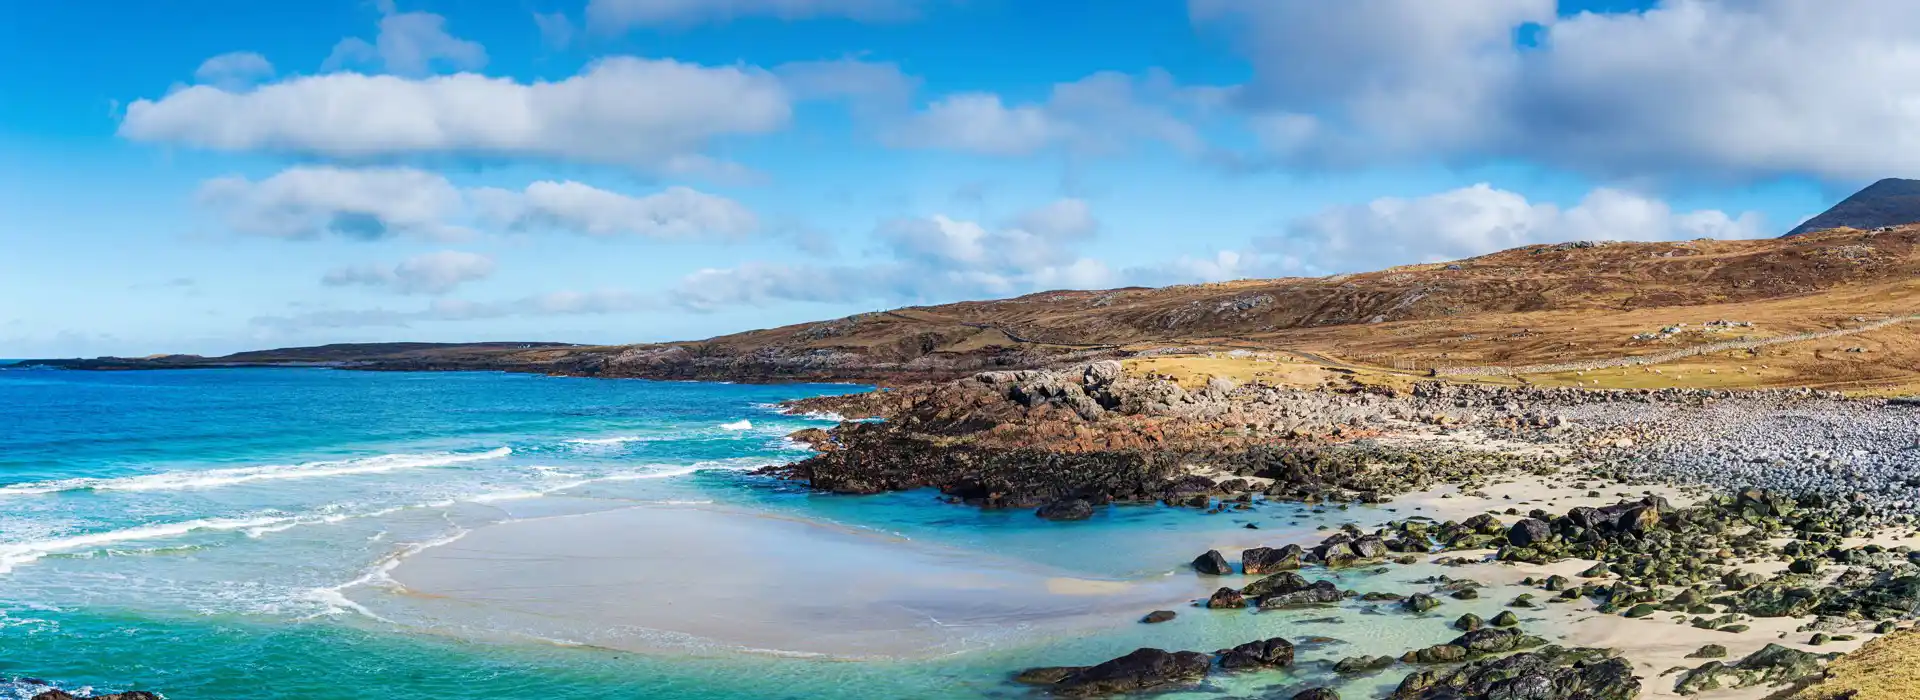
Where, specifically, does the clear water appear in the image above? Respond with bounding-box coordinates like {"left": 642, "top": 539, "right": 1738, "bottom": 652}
{"left": 0, "top": 368, "right": 1524, "bottom": 699}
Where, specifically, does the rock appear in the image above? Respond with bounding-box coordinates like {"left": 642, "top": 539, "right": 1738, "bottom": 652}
{"left": 1037, "top": 498, "right": 1095, "bottom": 521}
{"left": 1193, "top": 550, "right": 1232, "bottom": 575}
{"left": 1454, "top": 613, "right": 1485, "bottom": 631}
{"left": 1403, "top": 593, "right": 1442, "bottom": 613}
{"left": 1789, "top": 558, "right": 1822, "bottom": 575}
{"left": 1041, "top": 648, "right": 1213, "bottom": 696}
{"left": 1291, "top": 689, "right": 1339, "bottom": 700}
{"left": 1450, "top": 627, "right": 1545, "bottom": 655}
{"left": 1508, "top": 518, "right": 1552, "bottom": 547}
{"left": 1401, "top": 644, "right": 1469, "bottom": 664}
{"left": 1258, "top": 580, "right": 1347, "bottom": 609}
{"left": 1624, "top": 603, "right": 1660, "bottom": 618}
{"left": 1492, "top": 611, "right": 1520, "bottom": 627}
{"left": 1243, "top": 545, "right": 1304, "bottom": 574}
{"left": 1217, "top": 637, "right": 1295, "bottom": 671}
{"left": 1390, "top": 647, "right": 1639, "bottom": 700}
{"left": 1687, "top": 644, "right": 1727, "bottom": 659}
{"left": 1242, "top": 572, "right": 1310, "bottom": 599}
{"left": 1206, "top": 587, "right": 1247, "bottom": 609}
{"left": 1674, "top": 644, "right": 1834, "bottom": 696}
{"left": 1334, "top": 655, "right": 1396, "bottom": 674}
{"left": 1141, "top": 610, "right": 1176, "bottom": 624}
{"left": 1013, "top": 667, "right": 1083, "bottom": 685}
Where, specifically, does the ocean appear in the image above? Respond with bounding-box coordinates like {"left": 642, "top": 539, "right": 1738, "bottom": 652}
{"left": 0, "top": 367, "right": 1512, "bottom": 699}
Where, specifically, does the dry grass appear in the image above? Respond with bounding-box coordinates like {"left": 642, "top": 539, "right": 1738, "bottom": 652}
{"left": 1787, "top": 629, "right": 1920, "bottom": 700}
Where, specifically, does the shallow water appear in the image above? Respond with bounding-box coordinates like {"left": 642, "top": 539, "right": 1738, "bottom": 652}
{"left": 0, "top": 367, "right": 1524, "bottom": 699}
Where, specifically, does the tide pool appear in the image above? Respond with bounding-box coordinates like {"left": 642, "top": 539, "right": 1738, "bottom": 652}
{"left": 0, "top": 367, "right": 1520, "bottom": 699}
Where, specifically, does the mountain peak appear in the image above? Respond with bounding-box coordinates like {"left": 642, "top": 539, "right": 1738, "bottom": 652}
{"left": 1785, "top": 177, "right": 1920, "bottom": 236}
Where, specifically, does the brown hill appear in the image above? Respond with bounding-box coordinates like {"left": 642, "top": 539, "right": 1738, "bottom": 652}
{"left": 26, "top": 227, "right": 1920, "bottom": 393}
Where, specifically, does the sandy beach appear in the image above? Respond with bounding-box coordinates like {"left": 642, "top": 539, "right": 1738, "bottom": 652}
{"left": 356, "top": 503, "right": 1212, "bottom": 659}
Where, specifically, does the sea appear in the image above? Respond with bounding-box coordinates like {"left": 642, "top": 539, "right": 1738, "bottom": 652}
{"left": 0, "top": 366, "right": 1522, "bottom": 699}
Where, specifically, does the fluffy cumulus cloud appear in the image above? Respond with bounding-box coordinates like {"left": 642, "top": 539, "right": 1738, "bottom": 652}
{"left": 322, "top": 250, "right": 497, "bottom": 295}
{"left": 1192, "top": 0, "right": 1920, "bottom": 181}
{"left": 1255, "top": 183, "right": 1765, "bottom": 274}
{"left": 472, "top": 182, "right": 759, "bottom": 239}
{"left": 884, "top": 72, "right": 1210, "bottom": 157}
{"left": 197, "top": 166, "right": 469, "bottom": 241}
{"left": 323, "top": 9, "right": 487, "bottom": 76}
{"left": 670, "top": 199, "right": 1117, "bottom": 311}
{"left": 193, "top": 51, "right": 275, "bottom": 91}
{"left": 585, "top": 0, "right": 924, "bottom": 30}
{"left": 198, "top": 167, "right": 755, "bottom": 242}
{"left": 120, "top": 57, "right": 790, "bottom": 174}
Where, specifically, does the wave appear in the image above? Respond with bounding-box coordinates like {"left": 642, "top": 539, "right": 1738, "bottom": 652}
{"left": 0, "top": 447, "right": 512, "bottom": 497}
{"left": 0, "top": 514, "right": 301, "bottom": 574}
{"left": 720, "top": 419, "right": 753, "bottom": 431}
{"left": 562, "top": 435, "right": 662, "bottom": 446}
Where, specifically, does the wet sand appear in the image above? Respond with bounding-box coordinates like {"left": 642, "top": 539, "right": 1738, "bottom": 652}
{"left": 357, "top": 503, "right": 1207, "bottom": 659}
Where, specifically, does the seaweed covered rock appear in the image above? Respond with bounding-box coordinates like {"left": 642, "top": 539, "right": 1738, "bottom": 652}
{"left": 1206, "top": 587, "right": 1247, "bottom": 609}
{"left": 1674, "top": 644, "right": 1836, "bottom": 695}
{"left": 1390, "top": 646, "right": 1639, "bottom": 700}
{"left": 1037, "top": 498, "right": 1096, "bottom": 521}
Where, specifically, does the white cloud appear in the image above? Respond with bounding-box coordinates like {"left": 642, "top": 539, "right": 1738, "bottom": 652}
{"left": 1125, "top": 250, "right": 1264, "bottom": 287}
{"left": 193, "top": 52, "right": 275, "bottom": 91}
{"left": 1192, "top": 0, "right": 1920, "bottom": 180}
{"left": 586, "top": 0, "right": 922, "bottom": 30}
{"left": 473, "top": 181, "right": 759, "bottom": 239}
{"left": 120, "top": 57, "right": 790, "bottom": 173}
{"left": 670, "top": 199, "right": 1119, "bottom": 311}
{"left": 1256, "top": 183, "right": 1765, "bottom": 274}
{"left": 251, "top": 289, "right": 654, "bottom": 330}
{"left": 323, "top": 10, "right": 487, "bottom": 76}
{"left": 197, "top": 166, "right": 469, "bottom": 241}
{"left": 322, "top": 251, "right": 497, "bottom": 295}
{"left": 884, "top": 72, "right": 1209, "bottom": 157}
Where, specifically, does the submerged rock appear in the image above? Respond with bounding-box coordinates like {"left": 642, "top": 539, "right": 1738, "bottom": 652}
{"left": 1141, "top": 610, "right": 1176, "bottom": 624}
{"left": 1206, "top": 587, "right": 1247, "bottom": 609}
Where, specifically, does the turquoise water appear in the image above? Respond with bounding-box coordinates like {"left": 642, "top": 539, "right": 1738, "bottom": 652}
{"left": 0, "top": 368, "right": 1521, "bottom": 699}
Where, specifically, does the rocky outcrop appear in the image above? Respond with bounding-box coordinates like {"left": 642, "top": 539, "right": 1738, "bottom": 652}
{"left": 1015, "top": 648, "right": 1212, "bottom": 696}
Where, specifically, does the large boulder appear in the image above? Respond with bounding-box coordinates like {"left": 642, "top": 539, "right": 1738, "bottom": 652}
{"left": 1218, "top": 637, "right": 1295, "bottom": 671}
{"left": 1391, "top": 647, "right": 1639, "bottom": 699}
{"left": 1508, "top": 518, "right": 1552, "bottom": 548}
{"left": 1243, "top": 544, "right": 1304, "bottom": 574}
{"left": 1040, "top": 648, "right": 1213, "bottom": 696}
{"left": 1193, "top": 550, "right": 1233, "bottom": 575}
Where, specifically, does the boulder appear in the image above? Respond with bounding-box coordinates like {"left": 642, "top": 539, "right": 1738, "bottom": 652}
{"left": 1243, "top": 545, "right": 1304, "bottom": 574}
{"left": 1217, "top": 637, "right": 1295, "bottom": 671}
{"left": 1292, "top": 689, "right": 1339, "bottom": 700}
{"left": 1141, "top": 610, "right": 1176, "bottom": 624}
{"left": 1206, "top": 587, "right": 1247, "bottom": 609}
{"left": 1508, "top": 518, "right": 1552, "bottom": 548}
{"left": 1044, "top": 648, "right": 1213, "bottom": 696}
{"left": 1193, "top": 550, "right": 1232, "bottom": 575}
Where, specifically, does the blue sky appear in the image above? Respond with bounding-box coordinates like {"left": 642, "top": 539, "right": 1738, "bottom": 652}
{"left": 1, "top": 0, "right": 1901, "bottom": 357}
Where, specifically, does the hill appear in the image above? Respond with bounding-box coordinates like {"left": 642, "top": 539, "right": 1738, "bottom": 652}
{"left": 21, "top": 227, "right": 1920, "bottom": 393}
{"left": 1786, "top": 178, "right": 1920, "bottom": 236}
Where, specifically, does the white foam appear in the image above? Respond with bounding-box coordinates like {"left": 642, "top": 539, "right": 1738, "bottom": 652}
{"left": 719, "top": 419, "right": 753, "bottom": 431}
{"left": 0, "top": 447, "right": 512, "bottom": 497}
{"left": 563, "top": 435, "right": 660, "bottom": 446}
{"left": 306, "top": 528, "right": 471, "bottom": 621}
{"left": 0, "top": 514, "right": 296, "bottom": 574}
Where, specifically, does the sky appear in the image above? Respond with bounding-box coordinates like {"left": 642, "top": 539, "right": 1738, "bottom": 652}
{"left": 2, "top": 0, "right": 1909, "bottom": 358}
